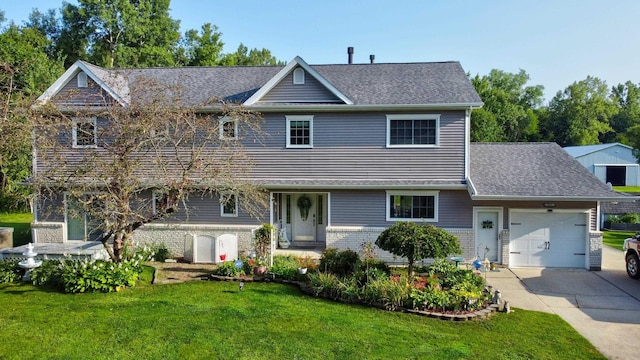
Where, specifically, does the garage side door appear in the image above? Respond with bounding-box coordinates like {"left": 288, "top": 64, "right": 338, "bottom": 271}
{"left": 510, "top": 211, "right": 587, "bottom": 268}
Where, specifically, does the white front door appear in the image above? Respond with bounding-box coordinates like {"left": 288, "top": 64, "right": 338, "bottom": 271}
{"left": 292, "top": 194, "right": 317, "bottom": 242}
{"left": 476, "top": 210, "right": 500, "bottom": 261}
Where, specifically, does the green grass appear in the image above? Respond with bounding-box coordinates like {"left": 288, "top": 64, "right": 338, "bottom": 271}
{"left": 612, "top": 186, "right": 640, "bottom": 193}
{"left": 0, "top": 212, "right": 33, "bottom": 247}
{"left": 603, "top": 230, "right": 635, "bottom": 250}
{"left": 0, "top": 281, "right": 604, "bottom": 360}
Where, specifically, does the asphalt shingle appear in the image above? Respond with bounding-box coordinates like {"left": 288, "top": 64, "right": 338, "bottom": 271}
{"left": 470, "top": 142, "right": 628, "bottom": 199}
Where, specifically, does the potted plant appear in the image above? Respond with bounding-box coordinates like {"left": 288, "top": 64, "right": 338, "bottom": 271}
{"left": 297, "top": 255, "right": 315, "bottom": 274}
{"left": 253, "top": 223, "right": 274, "bottom": 275}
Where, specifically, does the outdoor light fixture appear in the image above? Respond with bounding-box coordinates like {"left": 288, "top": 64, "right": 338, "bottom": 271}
{"left": 543, "top": 203, "right": 556, "bottom": 208}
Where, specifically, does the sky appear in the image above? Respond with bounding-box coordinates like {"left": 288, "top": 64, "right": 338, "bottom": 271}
{"left": 1, "top": 0, "right": 639, "bottom": 103}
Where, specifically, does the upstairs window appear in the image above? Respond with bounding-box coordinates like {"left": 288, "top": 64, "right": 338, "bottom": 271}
{"left": 219, "top": 117, "right": 238, "bottom": 140}
{"left": 293, "top": 68, "right": 305, "bottom": 85}
{"left": 220, "top": 193, "right": 238, "bottom": 217}
{"left": 387, "top": 114, "right": 439, "bottom": 147}
{"left": 72, "top": 117, "right": 97, "bottom": 148}
{"left": 386, "top": 191, "right": 438, "bottom": 222}
{"left": 286, "top": 115, "right": 313, "bottom": 148}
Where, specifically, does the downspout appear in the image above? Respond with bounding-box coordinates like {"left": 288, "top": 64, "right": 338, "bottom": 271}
{"left": 464, "top": 107, "right": 471, "bottom": 180}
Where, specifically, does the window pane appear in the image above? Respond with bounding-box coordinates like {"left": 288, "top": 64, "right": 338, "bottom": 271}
{"left": 390, "top": 194, "right": 434, "bottom": 219}
{"left": 390, "top": 119, "right": 435, "bottom": 145}
{"left": 222, "top": 121, "right": 235, "bottom": 139}
{"left": 222, "top": 194, "right": 236, "bottom": 215}
{"left": 289, "top": 120, "right": 310, "bottom": 145}
{"left": 76, "top": 120, "right": 95, "bottom": 146}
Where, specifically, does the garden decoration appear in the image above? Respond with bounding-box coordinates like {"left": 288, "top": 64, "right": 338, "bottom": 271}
{"left": 18, "top": 243, "right": 42, "bottom": 281}
{"left": 297, "top": 195, "right": 312, "bottom": 220}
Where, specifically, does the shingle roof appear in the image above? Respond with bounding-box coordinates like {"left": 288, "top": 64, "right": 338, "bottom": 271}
{"left": 469, "top": 142, "right": 630, "bottom": 200}
{"left": 89, "top": 59, "right": 481, "bottom": 106}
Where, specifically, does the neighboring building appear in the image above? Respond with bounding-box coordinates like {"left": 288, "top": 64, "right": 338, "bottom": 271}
{"left": 564, "top": 143, "right": 640, "bottom": 186}
{"left": 32, "top": 56, "right": 629, "bottom": 270}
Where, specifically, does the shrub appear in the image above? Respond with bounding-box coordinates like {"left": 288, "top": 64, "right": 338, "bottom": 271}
{"left": 59, "top": 259, "right": 143, "bottom": 293}
{"left": 153, "top": 244, "right": 172, "bottom": 262}
{"left": 620, "top": 213, "right": 640, "bottom": 224}
{"left": 254, "top": 223, "right": 274, "bottom": 263}
{"left": 270, "top": 255, "right": 299, "bottom": 280}
{"left": 30, "top": 259, "right": 64, "bottom": 288}
{"left": 307, "top": 272, "right": 341, "bottom": 299}
{"left": 361, "top": 275, "right": 409, "bottom": 311}
{"left": 213, "top": 261, "right": 246, "bottom": 277}
{"left": 320, "top": 248, "right": 359, "bottom": 276}
{"left": 376, "top": 222, "right": 461, "bottom": 279}
{"left": 0, "top": 259, "right": 23, "bottom": 283}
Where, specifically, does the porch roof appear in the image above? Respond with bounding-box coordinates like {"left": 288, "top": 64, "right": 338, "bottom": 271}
{"left": 257, "top": 179, "right": 467, "bottom": 190}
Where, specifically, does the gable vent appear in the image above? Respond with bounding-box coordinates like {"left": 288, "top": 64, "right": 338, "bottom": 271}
{"left": 77, "top": 72, "right": 88, "bottom": 88}
{"left": 293, "top": 68, "right": 305, "bottom": 85}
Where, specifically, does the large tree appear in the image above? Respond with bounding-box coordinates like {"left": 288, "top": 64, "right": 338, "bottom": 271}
{"left": 32, "top": 76, "right": 268, "bottom": 261}
{"left": 0, "top": 24, "right": 64, "bottom": 209}
{"left": 543, "top": 76, "right": 617, "bottom": 146}
{"left": 609, "top": 81, "right": 640, "bottom": 144}
{"left": 470, "top": 69, "right": 544, "bottom": 142}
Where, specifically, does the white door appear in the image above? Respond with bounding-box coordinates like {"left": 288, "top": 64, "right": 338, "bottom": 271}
{"left": 510, "top": 211, "right": 587, "bottom": 268}
{"left": 292, "top": 194, "right": 316, "bottom": 242}
{"left": 476, "top": 210, "right": 499, "bottom": 261}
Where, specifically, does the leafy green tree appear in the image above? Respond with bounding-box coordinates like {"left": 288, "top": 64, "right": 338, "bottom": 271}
{"left": 470, "top": 69, "right": 544, "bottom": 142}
{"left": 221, "top": 44, "right": 285, "bottom": 66}
{"left": 0, "top": 24, "right": 64, "bottom": 210}
{"left": 544, "top": 76, "right": 617, "bottom": 146}
{"left": 375, "top": 222, "right": 461, "bottom": 279}
{"left": 177, "top": 23, "right": 225, "bottom": 66}
{"left": 609, "top": 81, "right": 640, "bottom": 144}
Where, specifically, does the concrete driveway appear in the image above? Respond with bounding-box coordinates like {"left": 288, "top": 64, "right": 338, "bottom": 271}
{"left": 486, "top": 246, "right": 640, "bottom": 360}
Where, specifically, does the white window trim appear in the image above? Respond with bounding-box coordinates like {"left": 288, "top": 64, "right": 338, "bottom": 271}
{"left": 386, "top": 114, "right": 440, "bottom": 148}
{"left": 220, "top": 192, "right": 238, "bottom": 217}
{"left": 286, "top": 115, "right": 313, "bottom": 149}
{"left": 293, "top": 68, "right": 305, "bottom": 85}
{"left": 77, "top": 72, "right": 88, "bottom": 88}
{"left": 152, "top": 191, "right": 166, "bottom": 215}
{"left": 219, "top": 116, "right": 238, "bottom": 140}
{"left": 385, "top": 190, "right": 439, "bottom": 222}
{"left": 72, "top": 117, "right": 97, "bottom": 148}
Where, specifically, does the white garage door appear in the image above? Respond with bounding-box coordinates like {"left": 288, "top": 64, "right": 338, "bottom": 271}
{"left": 509, "top": 211, "right": 587, "bottom": 268}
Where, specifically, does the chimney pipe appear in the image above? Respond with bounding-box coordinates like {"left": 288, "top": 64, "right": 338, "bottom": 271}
{"left": 369, "top": 55, "right": 375, "bottom": 64}
{"left": 347, "top": 47, "right": 354, "bottom": 64}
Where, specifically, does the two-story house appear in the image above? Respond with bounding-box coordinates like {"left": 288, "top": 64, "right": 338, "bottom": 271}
{"left": 32, "top": 56, "right": 626, "bottom": 270}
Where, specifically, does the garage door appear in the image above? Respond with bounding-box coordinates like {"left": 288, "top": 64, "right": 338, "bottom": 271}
{"left": 509, "top": 211, "right": 587, "bottom": 268}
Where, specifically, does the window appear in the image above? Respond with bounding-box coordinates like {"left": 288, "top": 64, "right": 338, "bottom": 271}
{"left": 72, "top": 117, "right": 97, "bottom": 148}
{"left": 293, "top": 68, "right": 305, "bottom": 85}
{"left": 286, "top": 115, "right": 313, "bottom": 148}
{"left": 152, "top": 191, "right": 171, "bottom": 215}
{"left": 220, "top": 193, "right": 237, "bottom": 217}
{"left": 386, "top": 191, "right": 438, "bottom": 222}
{"left": 77, "top": 72, "right": 88, "bottom": 88}
{"left": 386, "top": 114, "right": 439, "bottom": 147}
{"left": 219, "top": 117, "right": 238, "bottom": 140}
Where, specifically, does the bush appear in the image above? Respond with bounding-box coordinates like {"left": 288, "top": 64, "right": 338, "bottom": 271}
{"left": 213, "top": 261, "right": 246, "bottom": 277}
{"left": 270, "top": 255, "right": 299, "bottom": 280}
{"left": 361, "top": 275, "right": 409, "bottom": 311}
{"left": 621, "top": 213, "right": 640, "bottom": 224}
{"left": 320, "top": 248, "right": 359, "bottom": 276}
{"left": 59, "top": 259, "right": 143, "bottom": 293}
{"left": 30, "top": 259, "right": 64, "bottom": 288}
{"left": 153, "top": 244, "right": 172, "bottom": 262}
{"left": 0, "top": 259, "right": 23, "bottom": 283}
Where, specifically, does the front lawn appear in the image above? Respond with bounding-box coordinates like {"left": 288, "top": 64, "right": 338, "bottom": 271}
{"left": 0, "top": 281, "right": 604, "bottom": 359}
{"left": 0, "top": 212, "right": 33, "bottom": 247}
{"left": 603, "top": 230, "right": 635, "bottom": 250}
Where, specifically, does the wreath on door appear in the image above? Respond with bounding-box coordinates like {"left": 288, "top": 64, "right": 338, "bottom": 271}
{"left": 297, "top": 195, "right": 312, "bottom": 221}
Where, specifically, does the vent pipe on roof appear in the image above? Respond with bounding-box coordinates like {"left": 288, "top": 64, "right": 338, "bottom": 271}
{"left": 347, "top": 47, "right": 354, "bottom": 64}
{"left": 369, "top": 55, "right": 375, "bottom": 64}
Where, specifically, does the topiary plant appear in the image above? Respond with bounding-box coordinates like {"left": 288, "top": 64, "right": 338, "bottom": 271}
{"left": 375, "top": 221, "right": 461, "bottom": 279}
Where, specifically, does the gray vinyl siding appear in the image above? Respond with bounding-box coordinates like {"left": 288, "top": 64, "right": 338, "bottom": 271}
{"left": 162, "top": 194, "right": 265, "bottom": 225}
{"left": 259, "top": 69, "right": 342, "bottom": 103}
{"left": 330, "top": 189, "right": 472, "bottom": 228}
{"left": 52, "top": 74, "right": 116, "bottom": 106}
{"left": 472, "top": 200, "right": 599, "bottom": 231}
{"left": 245, "top": 111, "right": 466, "bottom": 181}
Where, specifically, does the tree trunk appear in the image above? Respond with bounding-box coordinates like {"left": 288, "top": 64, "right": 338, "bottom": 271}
{"left": 407, "top": 261, "right": 414, "bottom": 280}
